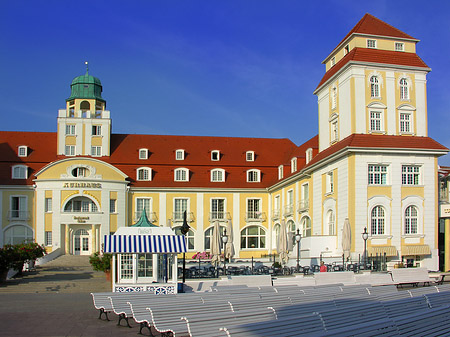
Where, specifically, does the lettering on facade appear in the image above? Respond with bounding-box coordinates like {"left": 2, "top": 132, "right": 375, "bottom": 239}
{"left": 63, "top": 182, "right": 102, "bottom": 188}
{"left": 138, "top": 229, "right": 153, "bottom": 234}
{"left": 74, "top": 216, "right": 90, "bottom": 223}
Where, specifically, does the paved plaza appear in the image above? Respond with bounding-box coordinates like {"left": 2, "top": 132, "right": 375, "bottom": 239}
{"left": 0, "top": 256, "right": 155, "bottom": 337}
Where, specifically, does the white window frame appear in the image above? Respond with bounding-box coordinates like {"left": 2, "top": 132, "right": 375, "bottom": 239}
{"left": 402, "top": 165, "right": 420, "bottom": 185}
{"left": 306, "top": 148, "right": 313, "bottom": 164}
{"left": 12, "top": 165, "right": 28, "bottom": 179}
{"left": 246, "top": 151, "right": 255, "bottom": 162}
{"left": 65, "top": 124, "right": 76, "bottom": 135}
{"left": 65, "top": 145, "right": 75, "bottom": 156}
{"left": 368, "top": 164, "right": 388, "bottom": 185}
{"left": 301, "top": 216, "right": 312, "bottom": 237}
{"left": 240, "top": 225, "right": 266, "bottom": 249}
{"left": 136, "top": 197, "right": 152, "bottom": 219}
{"left": 211, "top": 198, "right": 226, "bottom": 220}
{"left": 91, "top": 146, "right": 101, "bottom": 157}
{"left": 10, "top": 195, "right": 27, "bottom": 220}
{"left": 139, "top": 148, "right": 148, "bottom": 160}
{"left": 45, "top": 231, "right": 52, "bottom": 246}
{"left": 110, "top": 199, "right": 116, "bottom": 213}
{"left": 18, "top": 146, "right": 27, "bottom": 157}
{"left": 246, "top": 198, "right": 262, "bottom": 220}
{"left": 344, "top": 44, "right": 349, "bottom": 55}
{"left": 45, "top": 198, "right": 52, "bottom": 213}
{"left": 174, "top": 168, "right": 189, "bottom": 182}
{"left": 404, "top": 205, "right": 418, "bottom": 235}
{"left": 331, "top": 86, "right": 337, "bottom": 110}
{"left": 211, "top": 168, "right": 225, "bottom": 182}
{"left": 174, "top": 198, "right": 189, "bottom": 221}
{"left": 92, "top": 125, "right": 102, "bottom": 136}
{"left": 211, "top": 150, "right": 220, "bottom": 161}
{"left": 370, "top": 205, "right": 385, "bottom": 235}
{"left": 369, "top": 110, "right": 383, "bottom": 132}
{"left": 331, "top": 57, "right": 336, "bottom": 67}
{"left": 137, "top": 167, "right": 152, "bottom": 181}
{"left": 326, "top": 171, "right": 334, "bottom": 194}
{"left": 247, "top": 169, "right": 260, "bottom": 182}
{"left": 291, "top": 158, "right": 297, "bottom": 173}
{"left": 327, "top": 210, "right": 335, "bottom": 236}
{"left": 395, "top": 42, "right": 405, "bottom": 51}
{"left": 400, "top": 78, "right": 409, "bottom": 100}
{"left": 278, "top": 165, "right": 283, "bottom": 180}
{"left": 175, "top": 149, "right": 185, "bottom": 160}
{"left": 370, "top": 76, "right": 380, "bottom": 98}
{"left": 367, "top": 39, "right": 377, "bottom": 49}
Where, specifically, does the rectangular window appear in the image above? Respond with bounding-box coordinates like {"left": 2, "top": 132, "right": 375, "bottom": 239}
{"left": 331, "top": 57, "right": 336, "bottom": 67}
{"left": 45, "top": 198, "right": 52, "bottom": 212}
{"left": 368, "top": 165, "right": 388, "bottom": 185}
{"left": 11, "top": 196, "right": 26, "bottom": 219}
{"left": 176, "top": 150, "right": 184, "bottom": 160}
{"left": 400, "top": 113, "right": 411, "bottom": 133}
{"left": 370, "top": 111, "right": 382, "bottom": 131}
{"left": 139, "top": 149, "right": 148, "bottom": 160}
{"left": 174, "top": 198, "right": 188, "bottom": 221}
{"left": 278, "top": 165, "right": 283, "bottom": 179}
{"left": 247, "top": 170, "right": 260, "bottom": 182}
{"left": 45, "top": 231, "right": 52, "bottom": 246}
{"left": 18, "top": 146, "right": 27, "bottom": 157}
{"left": 136, "top": 198, "right": 151, "bottom": 218}
{"left": 211, "top": 151, "right": 220, "bottom": 161}
{"left": 344, "top": 45, "right": 349, "bottom": 55}
{"left": 175, "top": 169, "right": 188, "bottom": 181}
{"left": 110, "top": 199, "right": 116, "bottom": 213}
{"left": 367, "top": 39, "right": 377, "bottom": 48}
{"left": 247, "top": 199, "right": 261, "bottom": 219}
{"left": 92, "top": 125, "right": 101, "bottom": 136}
{"left": 395, "top": 42, "right": 404, "bottom": 51}
{"left": 12, "top": 166, "right": 27, "bottom": 179}
{"left": 326, "top": 172, "right": 334, "bottom": 193}
{"left": 246, "top": 151, "right": 254, "bottom": 161}
{"left": 65, "top": 124, "right": 75, "bottom": 135}
{"left": 402, "top": 165, "right": 420, "bottom": 185}
{"left": 65, "top": 145, "right": 75, "bottom": 156}
{"left": 211, "top": 198, "right": 225, "bottom": 220}
{"left": 91, "top": 146, "right": 101, "bottom": 156}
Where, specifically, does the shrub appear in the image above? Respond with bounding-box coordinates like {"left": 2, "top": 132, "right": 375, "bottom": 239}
{"left": 89, "top": 252, "right": 112, "bottom": 272}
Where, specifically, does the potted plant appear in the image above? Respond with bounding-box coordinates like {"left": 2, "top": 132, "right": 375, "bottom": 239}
{"left": 0, "top": 245, "right": 18, "bottom": 282}
{"left": 89, "top": 252, "right": 112, "bottom": 280}
{"left": 13, "top": 242, "right": 46, "bottom": 276}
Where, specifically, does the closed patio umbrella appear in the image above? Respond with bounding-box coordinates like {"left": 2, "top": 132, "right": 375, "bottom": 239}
{"left": 277, "top": 219, "right": 289, "bottom": 265}
{"left": 210, "top": 221, "right": 222, "bottom": 266}
{"left": 225, "top": 219, "right": 234, "bottom": 260}
{"left": 342, "top": 218, "right": 352, "bottom": 260}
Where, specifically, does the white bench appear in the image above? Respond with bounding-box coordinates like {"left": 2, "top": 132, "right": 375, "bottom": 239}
{"left": 354, "top": 272, "right": 395, "bottom": 286}
{"left": 390, "top": 268, "right": 434, "bottom": 287}
{"left": 91, "top": 292, "right": 114, "bottom": 321}
{"left": 314, "top": 271, "right": 356, "bottom": 286}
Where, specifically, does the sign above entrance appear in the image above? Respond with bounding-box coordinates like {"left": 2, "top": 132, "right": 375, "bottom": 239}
{"left": 74, "top": 216, "right": 90, "bottom": 223}
{"left": 63, "top": 182, "right": 102, "bottom": 188}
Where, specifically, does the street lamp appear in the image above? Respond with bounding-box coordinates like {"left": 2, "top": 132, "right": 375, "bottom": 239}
{"left": 180, "top": 211, "right": 191, "bottom": 284}
{"left": 362, "top": 227, "right": 369, "bottom": 269}
{"left": 222, "top": 229, "right": 228, "bottom": 276}
{"left": 295, "top": 229, "right": 302, "bottom": 273}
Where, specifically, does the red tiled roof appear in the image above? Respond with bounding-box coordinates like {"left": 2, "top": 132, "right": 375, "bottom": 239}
{"left": 315, "top": 48, "right": 429, "bottom": 92}
{"left": 305, "top": 134, "right": 448, "bottom": 169}
{"left": 336, "top": 13, "right": 416, "bottom": 51}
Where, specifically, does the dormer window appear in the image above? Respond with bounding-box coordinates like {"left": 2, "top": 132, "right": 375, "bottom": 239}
{"left": 18, "top": 146, "right": 28, "bottom": 157}
{"left": 137, "top": 167, "right": 152, "bottom": 181}
{"left": 247, "top": 169, "right": 260, "bottom": 182}
{"left": 139, "top": 149, "right": 148, "bottom": 160}
{"left": 211, "top": 168, "right": 225, "bottom": 182}
{"left": 291, "top": 158, "right": 297, "bottom": 173}
{"left": 211, "top": 150, "right": 220, "bottom": 161}
{"left": 72, "top": 166, "right": 90, "bottom": 178}
{"left": 176, "top": 149, "right": 185, "bottom": 160}
{"left": 12, "top": 165, "right": 28, "bottom": 179}
{"left": 395, "top": 42, "right": 404, "bottom": 51}
{"left": 306, "top": 148, "right": 313, "bottom": 164}
{"left": 344, "top": 45, "right": 349, "bottom": 55}
{"left": 246, "top": 151, "right": 255, "bottom": 162}
{"left": 174, "top": 168, "right": 189, "bottom": 182}
{"left": 278, "top": 165, "right": 283, "bottom": 180}
{"left": 331, "top": 57, "right": 336, "bottom": 67}
{"left": 367, "top": 39, "right": 377, "bottom": 48}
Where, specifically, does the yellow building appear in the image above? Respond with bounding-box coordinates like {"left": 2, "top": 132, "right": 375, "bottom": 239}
{"left": 0, "top": 14, "right": 447, "bottom": 270}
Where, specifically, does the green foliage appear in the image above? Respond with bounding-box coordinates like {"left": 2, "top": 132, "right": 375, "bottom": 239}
{"left": 0, "top": 242, "right": 46, "bottom": 272}
{"left": 272, "top": 261, "right": 282, "bottom": 269}
{"left": 89, "top": 252, "right": 112, "bottom": 272}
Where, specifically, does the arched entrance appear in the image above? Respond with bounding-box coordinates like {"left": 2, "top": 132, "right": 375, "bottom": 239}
{"left": 73, "top": 228, "right": 90, "bottom": 255}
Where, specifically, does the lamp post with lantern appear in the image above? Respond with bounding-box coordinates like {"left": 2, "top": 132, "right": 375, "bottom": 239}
{"left": 295, "top": 229, "right": 302, "bottom": 273}
{"left": 222, "top": 229, "right": 228, "bottom": 275}
{"left": 362, "top": 227, "right": 369, "bottom": 269}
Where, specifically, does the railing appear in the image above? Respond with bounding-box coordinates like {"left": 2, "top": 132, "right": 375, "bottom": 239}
{"left": 134, "top": 211, "right": 158, "bottom": 223}
{"left": 245, "top": 211, "right": 266, "bottom": 222}
{"left": 297, "top": 199, "right": 309, "bottom": 212}
{"left": 208, "top": 212, "right": 230, "bottom": 222}
{"left": 7, "top": 210, "right": 31, "bottom": 220}
{"left": 272, "top": 209, "right": 280, "bottom": 220}
{"left": 283, "top": 204, "right": 294, "bottom": 217}
{"left": 172, "top": 211, "right": 195, "bottom": 222}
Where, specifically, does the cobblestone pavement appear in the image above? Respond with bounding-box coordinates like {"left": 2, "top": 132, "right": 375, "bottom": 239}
{"left": 0, "top": 255, "right": 159, "bottom": 336}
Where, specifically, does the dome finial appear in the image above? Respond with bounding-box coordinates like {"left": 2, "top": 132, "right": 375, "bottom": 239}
{"left": 85, "top": 61, "right": 89, "bottom": 75}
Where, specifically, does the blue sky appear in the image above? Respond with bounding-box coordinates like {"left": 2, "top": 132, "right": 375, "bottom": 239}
{"left": 1, "top": 1, "right": 450, "bottom": 164}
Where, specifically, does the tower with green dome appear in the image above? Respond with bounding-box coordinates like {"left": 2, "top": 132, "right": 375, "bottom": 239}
{"left": 57, "top": 63, "right": 112, "bottom": 157}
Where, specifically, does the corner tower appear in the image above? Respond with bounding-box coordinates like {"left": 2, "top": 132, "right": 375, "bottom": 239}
{"left": 57, "top": 63, "right": 112, "bottom": 157}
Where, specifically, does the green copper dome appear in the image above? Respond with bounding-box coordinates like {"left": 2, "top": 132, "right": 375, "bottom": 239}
{"left": 66, "top": 70, "right": 105, "bottom": 102}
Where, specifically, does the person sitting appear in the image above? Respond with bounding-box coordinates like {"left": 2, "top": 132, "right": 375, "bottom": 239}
{"left": 320, "top": 261, "right": 327, "bottom": 272}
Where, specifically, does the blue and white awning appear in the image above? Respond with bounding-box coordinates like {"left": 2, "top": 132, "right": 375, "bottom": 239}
{"left": 104, "top": 235, "right": 187, "bottom": 254}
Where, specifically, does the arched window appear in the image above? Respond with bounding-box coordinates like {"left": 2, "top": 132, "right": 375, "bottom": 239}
{"left": 240, "top": 226, "right": 266, "bottom": 249}
{"left": 272, "top": 223, "right": 280, "bottom": 249}
{"left": 64, "top": 196, "right": 98, "bottom": 213}
{"left": 204, "top": 225, "right": 225, "bottom": 250}
{"left": 327, "top": 210, "right": 335, "bottom": 235}
{"left": 301, "top": 216, "right": 311, "bottom": 237}
{"left": 247, "top": 169, "right": 260, "bottom": 182}
{"left": 174, "top": 168, "right": 189, "bottom": 182}
{"left": 137, "top": 167, "right": 151, "bottom": 181}
{"left": 331, "top": 86, "right": 337, "bottom": 109}
{"left": 400, "top": 78, "right": 409, "bottom": 100}
{"left": 370, "top": 76, "right": 380, "bottom": 98}
{"left": 12, "top": 165, "right": 27, "bottom": 179}
{"left": 287, "top": 220, "right": 296, "bottom": 232}
{"left": 371, "top": 206, "right": 385, "bottom": 235}
{"left": 174, "top": 227, "right": 195, "bottom": 250}
{"left": 211, "top": 168, "right": 225, "bottom": 182}
{"left": 405, "top": 206, "right": 418, "bottom": 234}
{"left": 80, "top": 101, "right": 90, "bottom": 110}
{"left": 4, "top": 225, "right": 33, "bottom": 245}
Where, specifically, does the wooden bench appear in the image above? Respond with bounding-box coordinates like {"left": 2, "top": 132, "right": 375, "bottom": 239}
{"left": 314, "top": 271, "right": 356, "bottom": 286}
{"left": 390, "top": 268, "right": 434, "bottom": 287}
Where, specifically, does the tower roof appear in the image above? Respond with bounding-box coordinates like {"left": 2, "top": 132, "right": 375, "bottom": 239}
{"left": 66, "top": 70, "right": 104, "bottom": 102}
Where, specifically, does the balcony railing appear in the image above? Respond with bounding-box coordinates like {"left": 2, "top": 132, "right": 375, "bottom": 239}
{"left": 245, "top": 211, "right": 266, "bottom": 222}
{"left": 172, "top": 211, "right": 195, "bottom": 222}
{"left": 7, "top": 210, "right": 31, "bottom": 220}
{"left": 134, "top": 211, "right": 158, "bottom": 223}
{"left": 283, "top": 204, "right": 294, "bottom": 217}
{"left": 297, "top": 199, "right": 309, "bottom": 212}
{"left": 208, "top": 211, "right": 231, "bottom": 222}
{"left": 272, "top": 209, "right": 281, "bottom": 220}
